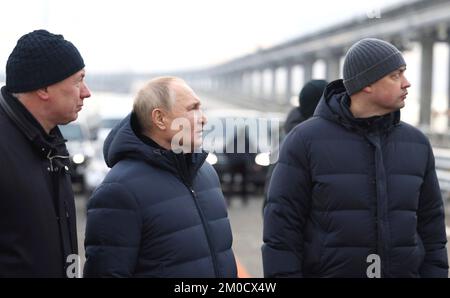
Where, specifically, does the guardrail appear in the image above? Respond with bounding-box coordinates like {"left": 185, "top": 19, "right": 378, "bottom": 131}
{"left": 434, "top": 147, "right": 450, "bottom": 203}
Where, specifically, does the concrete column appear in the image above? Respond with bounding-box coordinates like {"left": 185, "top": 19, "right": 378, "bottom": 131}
{"left": 259, "top": 69, "right": 265, "bottom": 100}
{"left": 224, "top": 75, "right": 231, "bottom": 95}
{"left": 285, "top": 64, "right": 293, "bottom": 104}
{"left": 250, "top": 69, "right": 259, "bottom": 99}
{"left": 230, "top": 72, "right": 239, "bottom": 96}
{"left": 326, "top": 56, "right": 341, "bottom": 81}
{"left": 212, "top": 76, "right": 218, "bottom": 92}
{"left": 220, "top": 75, "right": 226, "bottom": 93}
{"left": 448, "top": 41, "right": 450, "bottom": 129}
{"left": 271, "top": 66, "right": 277, "bottom": 101}
{"left": 419, "top": 36, "right": 434, "bottom": 127}
{"left": 303, "top": 60, "right": 314, "bottom": 83}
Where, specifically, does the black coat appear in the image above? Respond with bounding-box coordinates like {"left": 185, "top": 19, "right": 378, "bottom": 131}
{"left": 83, "top": 113, "right": 237, "bottom": 277}
{"left": 0, "top": 87, "right": 78, "bottom": 277}
{"left": 283, "top": 107, "right": 306, "bottom": 135}
{"left": 263, "top": 80, "right": 449, "bottom": 278}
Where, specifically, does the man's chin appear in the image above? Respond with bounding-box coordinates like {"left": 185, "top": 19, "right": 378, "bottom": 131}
{"left": 59, "top": 115, "right": 78, "bottom": 125}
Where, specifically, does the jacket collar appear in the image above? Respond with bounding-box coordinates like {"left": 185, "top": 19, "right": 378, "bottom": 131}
{"left": 0, "top": 86, "right": 69, "bottom": 161}
{"left": 314, "top": 79, "right": 400, "bottom": 134}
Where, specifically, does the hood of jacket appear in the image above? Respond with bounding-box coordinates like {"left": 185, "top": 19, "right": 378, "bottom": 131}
{"left": 314, "top": 79, "right": 400, "bottom": 134}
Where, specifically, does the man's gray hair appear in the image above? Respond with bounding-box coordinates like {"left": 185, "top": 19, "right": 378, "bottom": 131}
{"left": 133, "top": 76, "right": 184, "bottom": 132}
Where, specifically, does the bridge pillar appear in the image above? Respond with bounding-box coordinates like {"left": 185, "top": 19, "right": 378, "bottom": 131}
{"left": 448, "top": 40, "right": 450, "bottom": 129}
{"left": 285, "top": 64, "right": 293, "bottom": 104}
{"left": 259, "top": 68, "right": 265, "bottom": 100}
{"left": 242, "top": 71, "right": 251, "bottom": 97}
{"left": 227, "top": 74, "right": 233, "bottom": 94}
{"left": 235, "top": 72, "right": 244, "bottom": 97}
{"left": 303, "top": 60, "right": 314, "bottom": 83}
{"left": 419, "top": 35, "right": 434, "bottom": 127}
{"left": 221, "top": 75, "right": 227, "bottom": 93}
{"left": 271, "top": 66, "right": 278, "bottom": 102}
{"left": 223, "top": 75, "right": 230, "bottom": 94}
{"left": 325, "top": 56, "right": 341, "bottom": 81}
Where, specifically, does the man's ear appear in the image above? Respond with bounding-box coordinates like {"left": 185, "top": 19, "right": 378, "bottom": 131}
{"left": 151, "top": 108, "right": 167, "bottom": 130}
{"left": 35, "top": 87, "right": 50, "bottom": 101}
{"left": 361, "top": 85, "right": 372, "bottom": 94}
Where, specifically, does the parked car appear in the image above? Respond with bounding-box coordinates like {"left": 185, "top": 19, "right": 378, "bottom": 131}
{"left": 84, "top": 142, "right": 109, "bottom": 196}
{"left": 90, "top": 94, "right": 133, "bottom": 142}
{"left": 59, "top": 120, "right": 95, "bottom": 193}
{"left": 203, "top": 109, "right": 285, "bottom": 201}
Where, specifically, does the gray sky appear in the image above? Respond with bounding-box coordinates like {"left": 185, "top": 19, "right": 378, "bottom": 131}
{"left": 0, "top": 0, "right": 410, "bottom": 74}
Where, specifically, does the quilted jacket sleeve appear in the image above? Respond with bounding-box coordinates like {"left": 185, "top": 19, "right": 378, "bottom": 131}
{"left": 418, "top": 143, "right": 449, "bottom": 278}
{"left": 262, "top": 129, "right": 312, "bottom": 277}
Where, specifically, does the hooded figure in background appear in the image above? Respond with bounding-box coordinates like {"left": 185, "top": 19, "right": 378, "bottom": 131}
{"left": 284, "top": 80, "right": 328, "bottom": 134}
{"left": 263, "top": 80, "right": 327, "bottom": 210}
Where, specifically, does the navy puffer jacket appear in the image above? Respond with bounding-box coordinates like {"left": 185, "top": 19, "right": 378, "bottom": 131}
{"left": 263, "top": 80, "right": 448, "bottom": 278}
{"left": 84, "top": 114, "right": 237, "bottom": 277}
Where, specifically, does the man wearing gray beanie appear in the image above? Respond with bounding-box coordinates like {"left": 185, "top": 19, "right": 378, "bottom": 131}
{"left": 0, "top": 30, "right": 91, "bottom": 277}
{"left": 264, "top": 38, "right": 448, "bottom": 278}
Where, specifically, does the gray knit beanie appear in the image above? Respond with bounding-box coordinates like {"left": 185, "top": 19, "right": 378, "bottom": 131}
{"left": 343, "top": 38, "right": 406, "bottom": 95}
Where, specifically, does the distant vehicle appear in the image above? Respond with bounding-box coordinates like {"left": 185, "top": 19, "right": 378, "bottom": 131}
{"left": 203, "top": 109, "right": 285, "bottom": 200}
{"left": 97, "top": 115, "right": 125, "bottom": 142}
{"left": 90, "top": 93, "right": 133, "bottom": 142}
{"left": 59, "top": 120, "right": 95, "bottom": 193}
{"left": 71, "top": 92, "right": 133, "bottom": 195}
{"left": 84, "top": 142, "right": 109, "bottom": 196}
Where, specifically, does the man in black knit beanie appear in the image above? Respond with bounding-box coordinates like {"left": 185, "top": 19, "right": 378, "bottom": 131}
{"left": 0, "top": 30, "right": 91, "bottom": 277}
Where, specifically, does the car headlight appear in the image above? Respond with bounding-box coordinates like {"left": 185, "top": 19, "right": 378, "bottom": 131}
{"left": 206, "top": 153, "right": 218, "bottom": 165}
{"left": 72, "top": 153, "right": 85, "bottom": 165}
{"left": 255, "top": 152, "right": 270, "bottom": 166}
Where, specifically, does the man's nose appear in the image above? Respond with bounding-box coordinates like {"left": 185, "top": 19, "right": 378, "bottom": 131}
{"left": 402, "top": 76, "right": 411, "bottom": 89}
{"left": 81, "top": 82, "right": 91, "bottom": 99}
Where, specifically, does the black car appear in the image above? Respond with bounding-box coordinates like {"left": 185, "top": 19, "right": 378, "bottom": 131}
{"left": 59, "top": 121, "right": 94, "bottom": 193}
{"left": 203, "top": 109, "right": 285, "bottom": 202}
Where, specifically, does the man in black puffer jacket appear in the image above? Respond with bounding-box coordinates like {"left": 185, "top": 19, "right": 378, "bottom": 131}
{"left": 84, "top": 77, "right": 237, "bottom": 277}
{"left": 263, "top": 38, "right": 448, "bottom": 278}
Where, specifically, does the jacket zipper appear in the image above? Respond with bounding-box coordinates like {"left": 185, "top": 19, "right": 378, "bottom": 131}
{"left": 367, "top": 134, "right": 385, "bottom": 278}
{"left": 186, "top": 186, "right": 220, "bottom": 277}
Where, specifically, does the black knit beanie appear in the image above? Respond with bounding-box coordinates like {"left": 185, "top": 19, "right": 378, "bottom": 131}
{"left": 6, "top": 29, "right": 85, "bottom": 93}
{"left": 343, "top": 38, "right": 406, "bottom": 95}
{"left": 299, "top": 79, "right": 328, "bottom": 118}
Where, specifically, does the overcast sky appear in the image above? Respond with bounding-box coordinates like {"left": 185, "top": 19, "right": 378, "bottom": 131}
{"left": 0, "top": 0, "right": 411, "bottom": 74}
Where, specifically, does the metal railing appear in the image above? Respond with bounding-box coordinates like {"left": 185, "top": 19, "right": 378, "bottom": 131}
{"left": 434, "top": 147, "right": 450, "bottom": 203}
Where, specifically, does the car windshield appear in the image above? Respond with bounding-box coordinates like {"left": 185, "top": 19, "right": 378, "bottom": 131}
{"left": 59, "top": 124, "right": 84, "bottom": 141}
